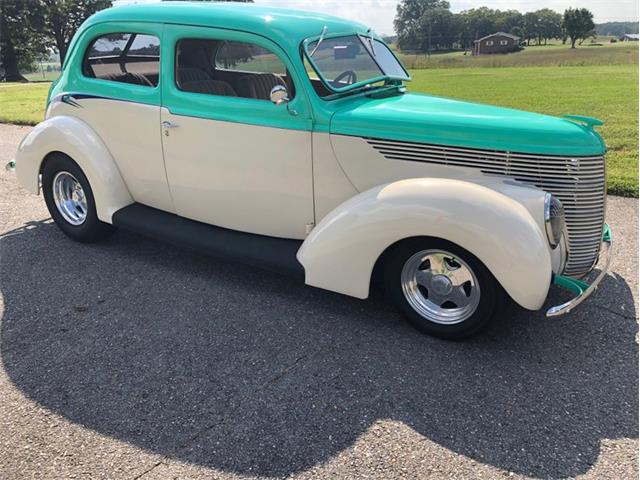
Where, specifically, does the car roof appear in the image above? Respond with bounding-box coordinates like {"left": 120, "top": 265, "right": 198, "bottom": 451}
{"left": 86, "top": 2, "right": 369, "bottom": 51}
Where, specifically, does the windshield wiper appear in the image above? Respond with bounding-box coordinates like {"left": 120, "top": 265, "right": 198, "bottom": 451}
{"left": 309, "top": 26, "right": 328, "bottom": 57}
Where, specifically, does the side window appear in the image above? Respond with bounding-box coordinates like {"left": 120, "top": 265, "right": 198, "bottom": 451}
{"left": 83, "top": 33, "right": 160, "bottom": 87}
{"left": 486, "top": 40, "right": 494, "bottom": 46}
{"left": 175, "top": 38, "right": 294, "bottom": 101}
{"left": 215, "top": 41, "right": 286, "bottom": 75}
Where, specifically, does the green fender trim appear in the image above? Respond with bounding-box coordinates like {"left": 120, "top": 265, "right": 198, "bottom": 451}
{"left": 603, "top": 222, "right": 612, "bottom": 243}
{"left": 553, "top": 274, "right": 589, "bottom": 296}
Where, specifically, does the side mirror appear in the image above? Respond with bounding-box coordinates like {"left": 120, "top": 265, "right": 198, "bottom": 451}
{"left": 270, "top": 85, "right": 289, "bottom": 105}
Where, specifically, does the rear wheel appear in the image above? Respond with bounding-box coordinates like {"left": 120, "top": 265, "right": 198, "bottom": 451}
{"left": 385, "top": 238, "right": 501, "bottom": 339}
{"left": 42, "top": 153, "right": 115, "bottom": 243}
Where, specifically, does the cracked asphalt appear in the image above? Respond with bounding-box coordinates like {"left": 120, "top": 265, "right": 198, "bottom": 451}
{"left": 0, "top": 124, "right": 637, "bottom": 479}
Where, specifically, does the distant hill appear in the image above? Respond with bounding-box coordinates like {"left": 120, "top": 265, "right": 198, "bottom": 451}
{"left": 596, "top": 22, "right": 639, "bottom": 36}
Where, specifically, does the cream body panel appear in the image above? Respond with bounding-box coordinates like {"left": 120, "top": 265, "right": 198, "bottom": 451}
{"left": 329, "top": 133, "right": 566, "bottom": 273}
{"left": 14, "top": 115, "right": 133, "bottom": 222}
{"left": 311, "top": 133, "right": 358, "bottom": 221}
{"left": 298, "top": 178, "right": 552, "bottom": 310}
{"left": 47, "top": 99, "right": 173, "bottom": 212}
{"left": 161, "top": 108, "right": 314, "bottom": 239}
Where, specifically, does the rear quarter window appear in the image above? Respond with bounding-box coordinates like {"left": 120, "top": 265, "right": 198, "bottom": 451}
{"left": 83, "top": 33, "right": 160, "bottom": 87}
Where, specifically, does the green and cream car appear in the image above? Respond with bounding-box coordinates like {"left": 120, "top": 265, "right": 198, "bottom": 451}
{"left": 9, "top": 2, "right": 611, "bottom": 338}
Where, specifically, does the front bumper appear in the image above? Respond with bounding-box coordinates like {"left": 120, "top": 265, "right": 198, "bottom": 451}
{"left": 546, "top": 223, "right": 612, "bottom": 317}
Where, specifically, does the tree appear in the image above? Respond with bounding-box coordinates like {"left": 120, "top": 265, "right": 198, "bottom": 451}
{"left": 495, "top": 10, "right": 523, "bottom": 35}
{"left": 536, "top": 9, "right": 562, "bottom": 45}
{"left": 0, "top": 0, "right": 47, "bottom": 81}
{"left": 562, "top": 8, "right": 596, "bottom": 48}
{"left": 41, "top": 0, "right": 112, "bottom": 66}
{"left": 457, "top": 7, "right": 500, "bottom": 48}
{"left": 522, "top": 12, "right": 539, "bottom": 45}
{"left": 394, "top": 0, "right": 451, "bottom": 51}
{"left": 417, "top": 7, "right": 458, "bottom": 51}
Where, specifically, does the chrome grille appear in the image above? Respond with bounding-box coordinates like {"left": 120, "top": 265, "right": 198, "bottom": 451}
{"left": 366, "top": 138, "right": 606, "bottom": 277}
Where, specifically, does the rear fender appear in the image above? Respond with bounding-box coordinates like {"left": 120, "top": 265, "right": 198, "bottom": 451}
{"left": 15, "top": 115, "right": 132, "bottom": 223}
{"left": 297, "top": 178, "right": 552, "bottom": 310}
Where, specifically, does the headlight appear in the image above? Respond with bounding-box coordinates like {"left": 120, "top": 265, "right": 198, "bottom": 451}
{"left": 544, "top": 193, "right": 565, "bottom": 248}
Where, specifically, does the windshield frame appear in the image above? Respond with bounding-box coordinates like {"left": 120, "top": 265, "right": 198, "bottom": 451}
{"left": 302, "top": 32, "right": 410, "bottom": 96}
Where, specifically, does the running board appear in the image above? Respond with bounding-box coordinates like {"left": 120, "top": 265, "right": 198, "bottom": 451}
{"left": 112, "top": 203, "right": 304, "bottom": 280}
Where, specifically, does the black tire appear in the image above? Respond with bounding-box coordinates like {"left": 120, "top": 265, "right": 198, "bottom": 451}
{"left": 42, "top": 153, "right": 115, "bottom": 243}
{"left": 385, "top": 238, "right": 501, "bottom": 340}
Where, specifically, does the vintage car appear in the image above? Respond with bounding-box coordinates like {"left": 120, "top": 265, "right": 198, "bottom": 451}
{"left": 8, "top": 3, "right": 612, "bottom": 339}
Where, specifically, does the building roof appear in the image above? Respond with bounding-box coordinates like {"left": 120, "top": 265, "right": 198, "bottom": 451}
{"left": 475, "top": 32, "right": 521, "bottom": 42}
{"left": 84, "top": 2, "right": 369, "bottom": 52}
{"left": 621, "top": 33, "right": 639, "bottom": 39}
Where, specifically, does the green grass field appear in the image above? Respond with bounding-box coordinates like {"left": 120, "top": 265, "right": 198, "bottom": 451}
{"left": 397, "top": 41, "right": 638, "bottom": 69}
{"left": 1, "top": 43, "right": 638, "bottom": 196}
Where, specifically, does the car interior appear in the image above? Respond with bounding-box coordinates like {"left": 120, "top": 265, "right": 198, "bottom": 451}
{"left": 83, "top": 32, "right": 341, "bottom": 101}
{"left": 175, "top": 38, "right": 297, "bottom": 101}
{"left": 83, "top": 33, "right": 161, "bottom": 87}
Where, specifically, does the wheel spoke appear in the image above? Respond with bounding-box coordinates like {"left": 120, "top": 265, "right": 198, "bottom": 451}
{"left": 415, "top": 269, "right": 433, "bottom": 288}
{"left": 427, "top": 290, "right": 446, "bottom": 307}
{"left": 449, "top": 267, "right": 473, "bottom": 287}
{"left": 448, "top": 286, "right": 470, "bottom": 308}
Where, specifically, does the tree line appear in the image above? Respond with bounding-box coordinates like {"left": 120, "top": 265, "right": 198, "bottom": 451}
{"left": 0, "top": 0, "right": 111, "bottom": 81}
{"left": 394, "top": 0, "right": 598, "bottom": 52}
{"left": 0, "top": 0, "right": 253, "bottom": 82}
{"left": 596, "top": 21, "right": 639, "bottom": 37}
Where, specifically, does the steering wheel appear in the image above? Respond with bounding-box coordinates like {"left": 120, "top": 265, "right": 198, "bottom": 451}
{"left": 333, "top": 70, "right": 357, "bottom": 86}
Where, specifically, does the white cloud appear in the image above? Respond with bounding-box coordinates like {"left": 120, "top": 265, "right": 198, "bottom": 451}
{"left": 256, "top": 0, "right": 638, "bottom": 35}
{"left": 254, "top": 0, "right": 398, "bottom": 34}
{"left": 114, "top": 0, "right": 639, "bottom": 36}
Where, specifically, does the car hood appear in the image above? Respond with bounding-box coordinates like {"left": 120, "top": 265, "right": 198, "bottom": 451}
{"left": 329, "top": 92, "right": 606, "bottom": 157}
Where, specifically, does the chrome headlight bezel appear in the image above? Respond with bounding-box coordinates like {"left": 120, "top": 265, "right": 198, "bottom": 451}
{"left": 544, "top": 193, "right": 565, "bottom": 249}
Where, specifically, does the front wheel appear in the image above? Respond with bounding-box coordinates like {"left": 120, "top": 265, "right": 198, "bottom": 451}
{"left": 42, "top": 153, "right": 115, "bottom": 243}
{"left": 385, "top": 238, "right": 502, "bottom": 339}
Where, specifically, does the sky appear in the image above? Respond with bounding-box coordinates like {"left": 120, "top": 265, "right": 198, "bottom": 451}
{"left": 115, "top": 0, "right": 639, "bottom": 36}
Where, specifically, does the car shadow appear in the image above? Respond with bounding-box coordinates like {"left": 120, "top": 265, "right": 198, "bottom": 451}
{"left": 0, "top": 220, "right": 637, "bottom": 478}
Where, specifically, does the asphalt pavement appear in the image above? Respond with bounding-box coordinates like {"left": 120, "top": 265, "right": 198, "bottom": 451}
{"left": 0, "top": 124, "right": 637, "bottom": 479}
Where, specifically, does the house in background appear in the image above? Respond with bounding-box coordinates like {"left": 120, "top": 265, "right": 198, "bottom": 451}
{"left": 620, "top": 34, "right": 639, "bottom": 41}
{"left": 473, "top": 32, "right": 521, "bottom": 55}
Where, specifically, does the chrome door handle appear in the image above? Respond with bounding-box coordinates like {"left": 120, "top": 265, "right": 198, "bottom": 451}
{"left": 162, "top": 121, "right": 179, "bottom": 129}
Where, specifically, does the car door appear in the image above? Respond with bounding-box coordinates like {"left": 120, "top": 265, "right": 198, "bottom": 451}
{"left": 160, "top": 25, "right": 314, "bottom": 240}
{"left": 71, "top": 23, "right": 173, "bottom": 213}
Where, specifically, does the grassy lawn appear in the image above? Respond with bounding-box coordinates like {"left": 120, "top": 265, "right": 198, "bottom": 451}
{"left": 0, "top": 82, "right": 50, "bottom": 125}
{"left": 23, "top": 70, "right": 61, "bottom": 82}
{"left": 408, "top": 64, "right": 638, "bottom": 196}
{"left": 397, "top": 41, "right": 638, "bottom": 69}
{"left": 1, "top": 60, "right": 637, "bottom": 196}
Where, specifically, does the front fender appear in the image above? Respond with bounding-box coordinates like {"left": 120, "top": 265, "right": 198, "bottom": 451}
{"left": 297, "top": 178, "right": 552, "bottom": 310}
{"left": 15, "top": 115, "right": 132, "bottom": 223}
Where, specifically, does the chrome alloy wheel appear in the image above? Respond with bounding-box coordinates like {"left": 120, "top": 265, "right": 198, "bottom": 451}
{"left": 400, "top": 249, "right": 481, "bottom": 325}
{"left": 52, "top": 171, "right": 88, "bottom": 225}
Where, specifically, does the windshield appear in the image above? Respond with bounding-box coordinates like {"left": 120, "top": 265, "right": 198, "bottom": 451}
{"left": 305, "top": 34, "right": 409, "bottom": 92}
